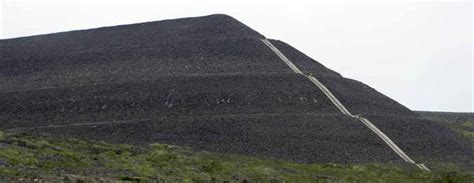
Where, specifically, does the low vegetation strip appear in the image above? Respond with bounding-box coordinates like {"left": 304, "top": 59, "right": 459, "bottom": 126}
{"left": 416, "top": 111, "right": 474, "bottom": 142}
{"left": 0, "top": 131, "right": 472, "bottom": 182}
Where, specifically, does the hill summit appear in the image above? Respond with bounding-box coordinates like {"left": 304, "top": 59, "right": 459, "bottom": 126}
{"left": 0, "top": 14, "right": 471, "bottom": 169}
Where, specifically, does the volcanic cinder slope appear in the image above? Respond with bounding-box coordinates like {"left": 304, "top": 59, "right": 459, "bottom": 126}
{"left": 0, "top": 14, "right": 472, "bottom": 168}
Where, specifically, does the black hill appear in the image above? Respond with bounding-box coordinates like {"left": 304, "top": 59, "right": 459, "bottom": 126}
{"left": 0, "top": 14, "right": 472, "bottom": 169}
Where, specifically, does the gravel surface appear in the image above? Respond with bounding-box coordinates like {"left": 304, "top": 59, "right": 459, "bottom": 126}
{"left": 316, "top": 76, "right": 415, "bottom": 116}
{"left": 1, "top": 38, "right": 290, "bottom": 91}
{"left": 0, "top": 14, "right": 263, "bottom": 60}
{"left": 0, "top": 14, "right": 469, "bottom": 167}
{"left": 14, "top": 113, "right": 404, "bottom": 164}
{"left": 269, "top": 40, "right": 341, "bottom": 78}
{"left": 366, "top": 114, "right": 473, "bottom": 169}
{"left": 0, "top": 74, "right": 339, "bottom": 128}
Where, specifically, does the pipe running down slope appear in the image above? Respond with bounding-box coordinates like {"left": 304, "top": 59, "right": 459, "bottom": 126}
{"left": 261, "top": 39, "right": 430, "bottom": 172}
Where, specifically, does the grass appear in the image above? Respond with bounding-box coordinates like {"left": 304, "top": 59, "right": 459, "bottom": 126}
{"left": 0, "top": 130, "right": 473, "bottom": 182}
{"left": 449, "top": 120, "right": 474, "bottom": 141}
{"left": 415, "top": 111, "right": 474, "bottom": 142}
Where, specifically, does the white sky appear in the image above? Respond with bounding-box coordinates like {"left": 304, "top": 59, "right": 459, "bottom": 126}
{"left": 1, "top": 0, "right": 472, "bottom": 112}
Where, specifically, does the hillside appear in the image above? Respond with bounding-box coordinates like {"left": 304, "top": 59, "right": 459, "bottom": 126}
{"left": 416, "top": 111, "right": 474, "bottom": 142}
{"left": 0, "top": 14, "right": 472, "bottom": 172}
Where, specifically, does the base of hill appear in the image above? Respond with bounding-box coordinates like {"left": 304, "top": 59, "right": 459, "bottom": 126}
{"left": 1, "top": 131, "right": 473, "bottom": 182}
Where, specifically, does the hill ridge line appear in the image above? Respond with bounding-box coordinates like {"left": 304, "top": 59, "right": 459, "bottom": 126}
{"left": 0, "top": 14, "right": 263, "bottom": 41}
{"left": 260, "top": 39, "right": 431, "bottom": 171}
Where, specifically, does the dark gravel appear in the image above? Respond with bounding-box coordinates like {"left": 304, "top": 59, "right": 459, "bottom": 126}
{"left": 0, "top": 14, "right": 469, "bottom": 167}
{"left": 0, "top": 74, "right": 339, "bottom": 128}
{"left": 1, "top": 38, "right": 290, "bottom": 91}
{"left": 269, "top": 40, "right": 341, "bottom": 78}
{"left": 365, "top": 114, "right": 473, "bottom": 169}
{"left": 14, "top": 113, "right": 404, "bottom": 164}
{"left": 0, "top": 14, "right": 263, "bottom": 60}
{"left": 316, "top": 76, "right": 416, "bottom": 116}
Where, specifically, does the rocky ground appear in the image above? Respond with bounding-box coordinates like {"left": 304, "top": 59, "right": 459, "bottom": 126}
{"left": 0, "top": 14, "right": 472, "bottom": 171}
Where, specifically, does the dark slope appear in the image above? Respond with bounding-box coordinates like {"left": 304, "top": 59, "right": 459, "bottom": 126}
{"left": 0, "top": 14, "right": 263, "bottom": 59}
{"left": 269, "top": 39, "right": 414, "bottom": 117}
{"left": 366, "top": 115, "right": 473, "bottom": 167}
{"left": 1, "top": 38, "right": 290, "bottom": 91}
{"left": 268, "top": 40, "right": 472, "bottom": 166}
{"left": 1, "top": 14, "right": 472, "bottom": 167}
{"left": 0, "top": 74, "right": 339, "bottom": 129}
{"left": 269, "top": 40, "right": 341, "bottom": 78}
{"left": 316, "top": 76, "right": 415, "bottom": 116}
{"left": 14, "top": 113, "right": 403, "bottom": 164}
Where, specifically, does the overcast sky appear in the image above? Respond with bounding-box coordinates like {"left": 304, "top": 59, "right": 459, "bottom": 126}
{"left": 1, "top": 0, "right": 472, "bottom": 112}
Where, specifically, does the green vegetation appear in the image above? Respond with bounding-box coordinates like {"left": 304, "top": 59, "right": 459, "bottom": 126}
{"left": 0, "top": 131, "right": 472, "bottom": 182}
{"left": 415, "top": 111, "right": 474, "bottom": 142}
{"left": 449, "top": 120, "right": 474, "bottom": 141}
